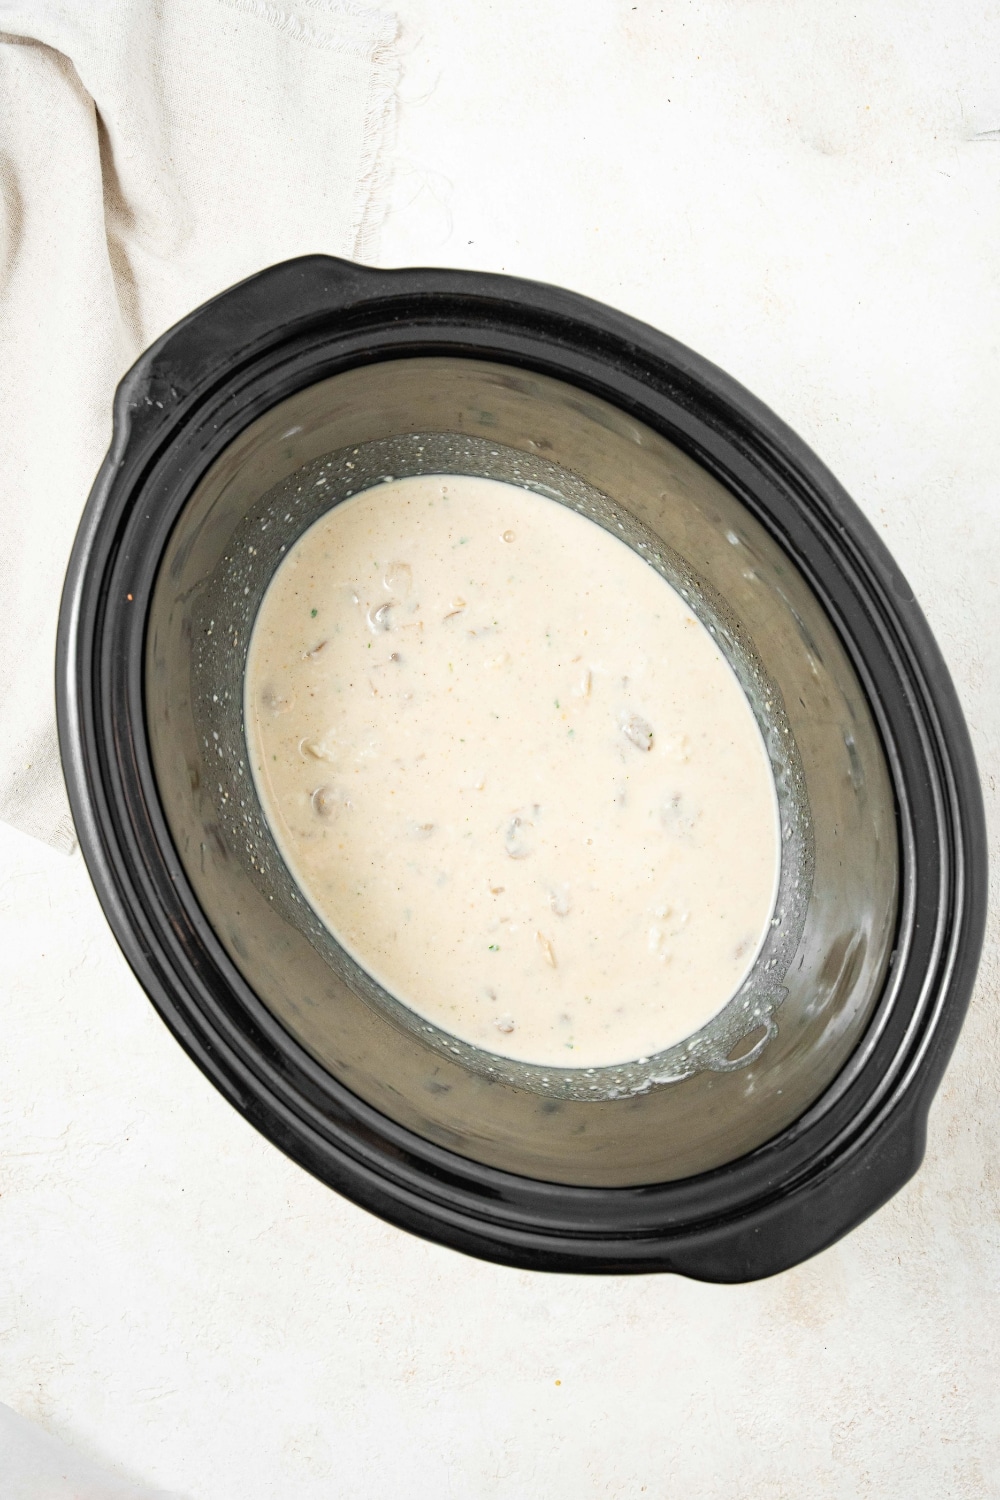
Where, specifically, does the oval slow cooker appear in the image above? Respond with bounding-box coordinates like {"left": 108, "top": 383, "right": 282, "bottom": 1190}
{"left": 56, "top": 256, "right": 987, "bottom": 1282}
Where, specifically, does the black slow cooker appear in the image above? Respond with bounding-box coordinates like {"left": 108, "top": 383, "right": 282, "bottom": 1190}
{"left": 57, "top": 256, "right": 987, "bottom": 1281}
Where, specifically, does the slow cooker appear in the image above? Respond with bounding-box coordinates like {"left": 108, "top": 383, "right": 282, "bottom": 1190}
{"left": 57, "top": 256, "right": 987, "bottom": 1281}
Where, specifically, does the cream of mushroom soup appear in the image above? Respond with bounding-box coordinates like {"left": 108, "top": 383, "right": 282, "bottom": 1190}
{"left": 245, "top": 474, "right": 780, "bottom": 1068}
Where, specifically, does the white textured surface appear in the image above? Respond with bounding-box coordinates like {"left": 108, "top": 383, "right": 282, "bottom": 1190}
{"left": 2, "top": 1, "right": 999, "bottom": 1495}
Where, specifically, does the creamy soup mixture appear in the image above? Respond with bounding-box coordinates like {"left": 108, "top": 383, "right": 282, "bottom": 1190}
{"left": 245, "top": 474, "right": 780, "bottom": 1068}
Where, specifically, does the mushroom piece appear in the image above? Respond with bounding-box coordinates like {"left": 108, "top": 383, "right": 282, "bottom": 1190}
{"left": 504, "top": 815, "right": 533, "bottom": 859}
{"left": 620, "top": 712, "right": 654, "bottom": 752}
{"left": 549, "top": 885, "right": 572, "bottom": 918}
{"left": 536, "top": 932, "right": 557, "bottom": 968}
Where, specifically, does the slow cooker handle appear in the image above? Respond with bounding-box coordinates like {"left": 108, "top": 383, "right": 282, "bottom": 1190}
{"left": 112, "top": 255, "right": 386, "bottom": 450}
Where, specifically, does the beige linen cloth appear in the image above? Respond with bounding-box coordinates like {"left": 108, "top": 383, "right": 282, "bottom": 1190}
{"left": 0, "top": 0, "right": 398, "bottom": 852}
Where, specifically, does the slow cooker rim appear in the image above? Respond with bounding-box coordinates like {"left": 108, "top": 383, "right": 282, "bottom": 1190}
{"left": 55, "top": 255, "right": 987, "bottom": 1280}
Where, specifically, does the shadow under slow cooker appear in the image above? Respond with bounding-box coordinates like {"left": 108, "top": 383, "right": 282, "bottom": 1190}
{"left": 146, "top": 356, "right": 897, "bottom": 1188}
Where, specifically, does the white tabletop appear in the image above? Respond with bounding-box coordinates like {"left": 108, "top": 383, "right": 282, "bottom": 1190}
{"left": 2, "top": 1, "right": 998, "bottom": 1494}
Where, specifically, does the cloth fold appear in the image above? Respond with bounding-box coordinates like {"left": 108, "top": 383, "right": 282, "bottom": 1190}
{"left": 0, "top": 0, "right": 398, "bottom": 850}
{"left": 0, "top": 1401, "right": 182, "bottom": 1499}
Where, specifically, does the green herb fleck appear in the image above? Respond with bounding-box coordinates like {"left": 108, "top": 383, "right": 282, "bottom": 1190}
{"left": 310, "top": 608, "right": 318, "bottom": 617}
{"left": 488, "top": 943, "right": 499, "bottom": 951}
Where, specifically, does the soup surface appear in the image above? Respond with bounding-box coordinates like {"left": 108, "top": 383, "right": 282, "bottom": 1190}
{"left": 245, "top": 474, "right": 780, "bottom": 1067}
